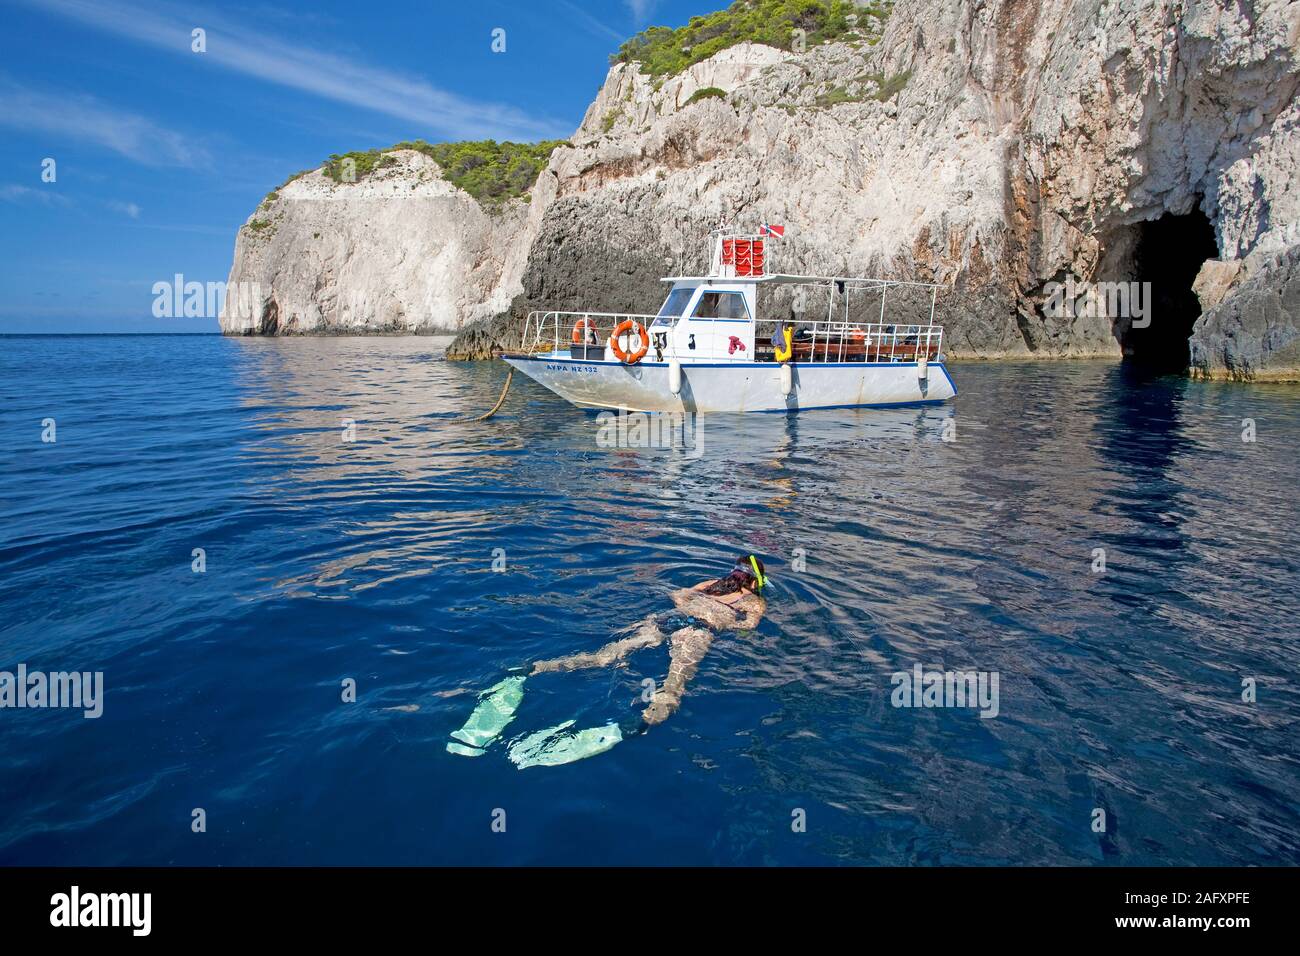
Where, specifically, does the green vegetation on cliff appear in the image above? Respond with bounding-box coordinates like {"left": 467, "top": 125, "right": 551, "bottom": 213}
{"left": 813, "top": 68, "right": 913, "bottom": 107}
{"left": 684, "top": 86, "right": 728, "bottom": 105}
{"left": 321, "top": 150, "right": 397, "bottom": 183}
{"left": 318, "top": 139, "right": 567, "bottom": 207}
{"left": 611, "top": 0, "right": 892, "bottom": 78}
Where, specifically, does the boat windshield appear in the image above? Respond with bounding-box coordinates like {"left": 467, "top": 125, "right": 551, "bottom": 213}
{"left": 692, "top": 291, "right": 749, "bottom": 320}
{"left": 655, "top": 288, "right": 694, "bottom": 324}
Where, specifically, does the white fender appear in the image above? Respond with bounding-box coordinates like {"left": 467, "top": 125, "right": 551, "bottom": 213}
{"left": 668, "top": 358, "right": 682, "bottom": 395}
{"left": 917, "top": 355, "right": 928, "bottom": 381}
{"left": 779, "top": 361, "right": 793, "bottom": 397}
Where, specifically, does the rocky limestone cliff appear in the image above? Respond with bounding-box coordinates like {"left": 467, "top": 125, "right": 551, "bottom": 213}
{"left": 222, "top": 0, "right": 1300, "bottom": 381}
{"left": 1190, "top": 244, "right": 1300, "bottom": 380}
{"left": 221, "top": 150, "right": 529, "bottom": 334}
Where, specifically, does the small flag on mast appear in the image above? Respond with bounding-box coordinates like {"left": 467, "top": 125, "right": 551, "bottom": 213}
{"left": 760, "top": 223, "right": 785, "bottom": 238}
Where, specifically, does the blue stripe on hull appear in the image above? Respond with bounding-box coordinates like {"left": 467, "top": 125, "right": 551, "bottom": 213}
{"left": 505, "top": 353, "right": 938, "bottom": 369}
{"left": 502, "top": 353, "right": 958, "bottom": 400}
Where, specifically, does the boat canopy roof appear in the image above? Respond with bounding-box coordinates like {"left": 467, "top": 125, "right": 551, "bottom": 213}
{"left": 659, "top": 230, "right": 945, "bottom": 294}
{"left": 660, "top": 273, "right": 942, "bottom": 290}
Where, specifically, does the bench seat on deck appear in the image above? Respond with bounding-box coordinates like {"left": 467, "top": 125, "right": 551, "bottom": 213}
{"left": 782, "top": 341, "right": 940, "bottom": 362}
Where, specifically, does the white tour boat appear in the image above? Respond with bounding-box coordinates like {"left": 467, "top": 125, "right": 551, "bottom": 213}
{"left": 502, "top": 230, "right": 957, "bottom": 413}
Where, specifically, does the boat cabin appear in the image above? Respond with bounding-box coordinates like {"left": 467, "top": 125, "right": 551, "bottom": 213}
{"left": 649, "top": 280, "right": 758, "bottom": 362}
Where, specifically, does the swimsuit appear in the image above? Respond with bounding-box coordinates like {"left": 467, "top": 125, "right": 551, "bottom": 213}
{"left": 657, "top": 610, "right": 711, "bottom": 633}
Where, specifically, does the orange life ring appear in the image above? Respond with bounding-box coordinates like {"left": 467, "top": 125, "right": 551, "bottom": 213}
{"left": 609, "top": 320, "right": 649, "bottom": 364}
{"left": 572, "top": 316, "right": 597, "bottom": 344}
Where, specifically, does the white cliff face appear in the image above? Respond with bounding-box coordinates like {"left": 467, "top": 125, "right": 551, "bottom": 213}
{"left": 532, "top": 35, "right": 1036, "bottom": 356}
{"left": 220, "top": 150, "right": 527, "bottom": 334}
{"left": 223, "top": 1, "right": 1300, "bottom": 378}
{"left": 1003, "top": 0, "right": 1300, "bottom": 341}
{"left": 580, "top": 42, "right": 793, "bottom": 135}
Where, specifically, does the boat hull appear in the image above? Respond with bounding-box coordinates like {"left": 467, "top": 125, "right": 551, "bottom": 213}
{"left": 501, "top": 354, "right": 956, "bottom": 413}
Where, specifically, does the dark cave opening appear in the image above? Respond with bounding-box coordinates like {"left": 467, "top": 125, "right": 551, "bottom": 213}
{"left": 1120, "top": 208, "right": 1219, "bottom": 371}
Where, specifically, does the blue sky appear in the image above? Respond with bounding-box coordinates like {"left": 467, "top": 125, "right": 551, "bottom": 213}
{"left": 0, "top": 0, "right": 706, "bottom": 332}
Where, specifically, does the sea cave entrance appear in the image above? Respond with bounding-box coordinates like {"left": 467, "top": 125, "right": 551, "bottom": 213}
{"left": 1119, "top": 208, "right": 1218, "bottom": 371}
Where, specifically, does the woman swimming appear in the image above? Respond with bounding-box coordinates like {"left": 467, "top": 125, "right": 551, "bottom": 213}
{"left": 448, "top": 555, "right": 768, "bottom": 766}
{"left": 532, "top": 554, "right": 768, "bottom": 725}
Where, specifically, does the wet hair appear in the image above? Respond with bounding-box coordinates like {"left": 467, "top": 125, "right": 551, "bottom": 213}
{"left": 702, "top": 555, "right": 766, "bottom": 596}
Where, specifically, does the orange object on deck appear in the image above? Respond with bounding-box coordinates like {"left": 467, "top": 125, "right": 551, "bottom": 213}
{"left": 608, "top": 320, "right": 649, "bottom": 364}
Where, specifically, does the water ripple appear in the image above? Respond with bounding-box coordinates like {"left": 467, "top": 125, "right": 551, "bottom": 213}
{"left": 1, "top": 336, "right": 1298, "bottom": 865}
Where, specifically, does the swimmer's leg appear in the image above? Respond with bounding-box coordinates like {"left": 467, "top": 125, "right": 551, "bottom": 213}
{"left": 530, "top": 615, "right": 667, "bottom": 675}
{"left": 642, "top": 626, "right": 714, "bottom": 726}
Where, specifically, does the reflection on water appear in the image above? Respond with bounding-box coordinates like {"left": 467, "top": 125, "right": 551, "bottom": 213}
{"left": 1, "top": 335, "right": 1298, "bottom": 865}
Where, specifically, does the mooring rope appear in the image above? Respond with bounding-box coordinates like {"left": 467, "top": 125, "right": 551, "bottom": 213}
{"left": 472, "top": 368, "right": 513, "bottom": 421}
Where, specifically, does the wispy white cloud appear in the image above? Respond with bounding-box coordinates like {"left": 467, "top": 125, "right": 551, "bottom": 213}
{"left": 0, "top": 79, "right": 208, "bottom": 167}
{"left": 624, "top": 0, "right": 660, "bottom": 23}
{"left": 226, "top": 2, "right": 341, "bottom": 29}
{"left": 20, "top": 0, "right": 573, "bottom": 141}
{"left": 0, "top": 183, "right": 73, "bottom": 205}
{"left": 107, "top": 199, "right": 142, "bottom": 218}
{"left": 557, "top": 0, "right": 626, "bottom": 43}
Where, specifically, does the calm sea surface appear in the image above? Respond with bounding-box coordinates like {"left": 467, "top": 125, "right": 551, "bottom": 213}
{"left": 1, "top": 334, "right": 1297, "bottom": 865}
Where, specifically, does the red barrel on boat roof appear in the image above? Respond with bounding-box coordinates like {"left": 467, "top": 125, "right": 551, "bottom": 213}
{"left": 734, "top": 238, "right": 752, "bottom": 276}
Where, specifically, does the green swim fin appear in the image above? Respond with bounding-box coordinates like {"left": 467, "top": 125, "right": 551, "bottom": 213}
{"left": 508, "top": 720, "right": 623, "bottom": 769}
{"left": 447, "top": 676, "right": 525, "bottom": 755}
{"left": 445, "top": 741, "right": 485, "bottom": 758}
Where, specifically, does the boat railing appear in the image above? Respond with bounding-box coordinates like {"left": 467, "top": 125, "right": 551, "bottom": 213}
{"left": 752, "top": 319, "right": 944, "bottom": 364}
{"left": 522, "top": 310, "right": 664, "bottom": 356}
{"left": 522, "top": 311, "right": 944, "bottom": 364}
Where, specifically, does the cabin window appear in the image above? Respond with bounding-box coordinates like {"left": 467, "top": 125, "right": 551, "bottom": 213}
{"left": 656, "top": 288, "right": 694, "bottom": 321}
{"left": 692, "top": 291, "right": 749, "bottom": 320}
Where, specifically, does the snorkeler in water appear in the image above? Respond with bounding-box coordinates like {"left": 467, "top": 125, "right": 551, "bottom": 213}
{"left": 532, "top": 554, "right": 768, "bottom": 724}
{"left": 447, "top": 554, "right": 768, "bottom": 767}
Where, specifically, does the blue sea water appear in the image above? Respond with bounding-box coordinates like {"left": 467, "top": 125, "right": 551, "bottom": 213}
{"left": 1, "top": 334, "right": 1298, "bottom": 866}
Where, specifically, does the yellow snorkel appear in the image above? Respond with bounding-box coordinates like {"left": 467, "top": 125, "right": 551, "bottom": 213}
{"left": 747, "top": 555, "right": 768, "bottom": 592}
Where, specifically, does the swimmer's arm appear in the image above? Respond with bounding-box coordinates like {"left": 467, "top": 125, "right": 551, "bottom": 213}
{"left": 733, "top": 594, "right": 766, "bottom": 627}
